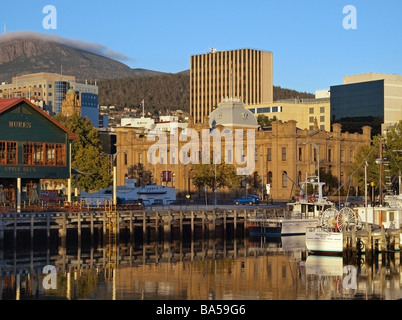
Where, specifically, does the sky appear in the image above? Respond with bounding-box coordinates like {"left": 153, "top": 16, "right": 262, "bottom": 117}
{"left": 1, "top": 0, "right": 402, "bottom": 94}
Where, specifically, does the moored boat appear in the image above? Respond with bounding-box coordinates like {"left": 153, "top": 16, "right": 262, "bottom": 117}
{"left": 247, "top": 176, "right": 336, "bottom": 237}
{"left": 79, "top": 178, "right": 176, "bottom": 207}
{"left": 305, "top": 207, "right": 359, "bottom": 255}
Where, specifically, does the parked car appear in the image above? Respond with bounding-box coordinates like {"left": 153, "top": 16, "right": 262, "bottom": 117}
{"left": 234, "top": 194, "right": 261, "bottom": 205}
{"left": 345, "top": 196, "right": 365, "bottom": 207}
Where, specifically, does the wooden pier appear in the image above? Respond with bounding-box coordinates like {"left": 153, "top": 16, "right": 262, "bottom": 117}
{"left": 1, "top": 208, "right": 400, "bottom": 255}
{"left": 0, "top": 208, "right": 285, "bottom": 247}
{"left": 343, "top": 223, "right": 401, "bottom": 253}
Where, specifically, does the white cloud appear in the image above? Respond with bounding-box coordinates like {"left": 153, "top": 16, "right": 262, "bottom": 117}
{"left": 0, "top": 31, "right": 133, "bottom": 62}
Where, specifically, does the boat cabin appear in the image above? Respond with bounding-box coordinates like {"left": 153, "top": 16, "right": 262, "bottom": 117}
{"left": 287, "top": 200, "right": 335, "bottom": 218}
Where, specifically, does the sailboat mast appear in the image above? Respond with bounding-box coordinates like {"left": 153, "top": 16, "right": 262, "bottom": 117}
{"left": 379, "top": 137, "right": 383, "bottom": 206}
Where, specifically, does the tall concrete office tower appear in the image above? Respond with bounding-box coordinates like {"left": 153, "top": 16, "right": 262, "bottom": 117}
{"left": 190, "top": 48, "right": 273, "bottom": 124}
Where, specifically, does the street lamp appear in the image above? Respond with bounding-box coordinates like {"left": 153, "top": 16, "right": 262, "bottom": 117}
{"left": 102, "top": 151, "right": 126, "bottom": 207}
{"left": 214, "top": 161, "right": 217, "bottom": 207}
{"left": 302, "top": 142, "right": 320, "bottom": 183}
{"left": 112, "top": 151, "right": 126, "bottom": 207}
{"left": 213, "top": 146, "right": 218, "bottom": 207}
{"left": 364, "top": 161, "right": 368, "bottom": 223}
{"left": 393, "top": 150, "right": 402, "bottom": 195}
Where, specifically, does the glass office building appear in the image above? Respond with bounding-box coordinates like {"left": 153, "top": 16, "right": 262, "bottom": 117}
{"left": 55, "top": 81, "right": 71, "bottom": 114}
{"left": 80, "top": 93, "right": 99, "bottom": 128}
{"left": 330, "top": 80, "right": 384, "bottom": 136}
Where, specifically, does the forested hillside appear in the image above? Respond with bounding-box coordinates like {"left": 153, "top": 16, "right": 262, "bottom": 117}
{"left": 273, "top": 86, "right": 315, "bottom": 101}
{"left": 98, "top": 73, "right": 190, "bottom": 113}
{"left": 98, "top": 73, "right": 315, "bottom": 114}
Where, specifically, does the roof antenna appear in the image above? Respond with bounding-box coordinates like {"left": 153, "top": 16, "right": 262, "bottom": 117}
{"left": 3, "top": 24, "right": 6, "bottom": 34}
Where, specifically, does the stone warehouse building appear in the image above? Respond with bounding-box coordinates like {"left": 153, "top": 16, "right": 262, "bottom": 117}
{"left": 114, "top": 98, "right": 372, "bottom": 201}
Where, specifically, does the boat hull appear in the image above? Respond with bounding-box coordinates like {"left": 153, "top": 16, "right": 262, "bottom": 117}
{"left": 248, "top": 218, "right": 318, "bottom": 236}
{"left": 305, "top": 255, "right": 343, "bottom": 276}
{"left": 305, "top": 228, "right": 343, "bottom": 254}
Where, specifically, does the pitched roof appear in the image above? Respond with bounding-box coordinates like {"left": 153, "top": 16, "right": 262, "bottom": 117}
{"left": 0, "top": 97, "right": 21, "bottom": 111}
{"left": 0, "top": 97, "right": 78, "bottom": 140}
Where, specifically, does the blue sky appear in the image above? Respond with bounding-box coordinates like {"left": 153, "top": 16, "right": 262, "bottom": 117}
{"left": 1, "top": 0, "right": 402, "bottom": 93}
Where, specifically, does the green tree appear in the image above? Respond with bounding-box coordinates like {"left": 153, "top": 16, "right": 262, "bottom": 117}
{"left": 350, "top": 136, "right": 380, "bottom": 193}
{"left": 257, "top": 115, "right": 270, "bottom": 127}
{"left": 190, "top": 163, "right": 241, "bottom": 191}
{"left": 256, "top": 114, "right": 277, "bottom": 128}
{"left": 190, "top": 164, "right": 214, "bottom": 190}
{"left": 127, "top": 163, "right": 153, "bottom": 186}
{"left": 54, "top": 113, "right": 111, "bottom": 192}
{"left": 319, "top": 168, "right": 339, "bottom": 195}
{"left": 219, "top": 164, "right": 242, "bottom": 189}
{"left": 384, "top": 121, "right": 402, "bottom": 186}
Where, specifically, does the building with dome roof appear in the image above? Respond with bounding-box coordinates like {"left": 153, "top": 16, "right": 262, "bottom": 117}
{"left": 114, "top": 101, "right": 372, "bottom": 201}
{"left": 209, "top": 97, "right": 259, "bottom": 129}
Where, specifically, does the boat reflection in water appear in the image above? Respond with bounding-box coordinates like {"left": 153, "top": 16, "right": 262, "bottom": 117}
{"left": 0, "top": 233, "right": 400, "bottom": 300}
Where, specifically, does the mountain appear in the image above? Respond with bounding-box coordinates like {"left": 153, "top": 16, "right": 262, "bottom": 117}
{"left": 0, "top": 32, "right": 315, "bottom": 114}
{"left": 0, "top": 32, "right": 165, "bottom": 82}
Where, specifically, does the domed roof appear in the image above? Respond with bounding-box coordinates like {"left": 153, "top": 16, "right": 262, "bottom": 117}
{"left": 67, "top": 88, "right": 76, "bottom": 94}
{"left": 209, "top": 97, "right": 258, "bottom": 129}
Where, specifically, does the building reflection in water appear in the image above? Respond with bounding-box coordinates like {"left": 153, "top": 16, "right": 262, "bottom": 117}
{"left": 0, "top": 233, "right": 400, "bottom": 300}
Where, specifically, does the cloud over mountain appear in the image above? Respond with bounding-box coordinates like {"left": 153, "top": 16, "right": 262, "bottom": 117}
{"left": 0, "top": 31, "right": 154, "bottom": 82}
{"left": 0, "top": 31, "right": 133, "bottom": 62}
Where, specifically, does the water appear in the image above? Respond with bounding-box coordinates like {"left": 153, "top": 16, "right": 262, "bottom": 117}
{"left": 0, "top": 233, "right": 401, "bottom": 301}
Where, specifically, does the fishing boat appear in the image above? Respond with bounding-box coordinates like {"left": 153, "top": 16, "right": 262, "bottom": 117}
{"left": 247, "top": 176, "right": 336, "bottom": 236}
{"left": 305, "top": 207, "right": 358, "bottom": 255}
{"left": 355, "top": 205, "right": 402, "bottom": 230}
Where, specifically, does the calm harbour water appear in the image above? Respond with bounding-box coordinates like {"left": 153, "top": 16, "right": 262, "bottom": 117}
{"left": 0, "top": 232, "right": 401, "bottom": 301}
